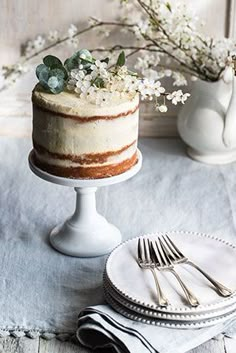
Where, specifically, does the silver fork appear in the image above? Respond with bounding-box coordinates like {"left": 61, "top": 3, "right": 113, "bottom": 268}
{"left": 161, "top": 234, "right": 233, "bottom": 297}
{"left": 151, "top": 239, "right": 200, "bottom": 307}
{"left": 137, "top": 238, "right": 169, "bottom": 307}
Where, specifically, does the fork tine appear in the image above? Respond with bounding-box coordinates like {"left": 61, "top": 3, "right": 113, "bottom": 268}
{"left": 138, "top": 238, "right": 144, "bottom": 262}
{"left": 164, "top": 234, "right": 185, "bottom": 258}
{"left": 144, "top": 238, "right": 151, "bottom": 262}
{"left": 151, "top": 240, "right": 164, "bottom": 267}
{"left": 161, "top": 235, "right": 180, "bottom": 261}
{"left": 149, "top": 239, "right": 157, "bottom": 264}
{"left": 158, "top": 238, "right": 172, "bottom": 266}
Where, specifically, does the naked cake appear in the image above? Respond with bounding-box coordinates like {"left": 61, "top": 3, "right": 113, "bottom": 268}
{"left": 32, "top": 86, "right": 139, "bottom": 179}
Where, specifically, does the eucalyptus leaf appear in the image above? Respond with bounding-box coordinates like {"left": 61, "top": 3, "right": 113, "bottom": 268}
{"left": 36, "top": 53, "right": 69, "bottom": 94}
{"left": 50, "top": 78, "right": 65, "bottom": 94}
{"left": 61, "top": 66, "right": 69, "bottom": 79}
{"left": 43, "top": 55, "right": 63, "bottom": 68}
{"left": 38, "top": 67, "right": 49, "bottom": 82}
{"left": 77, "top": 49, "right": 93, "bottom": 60}
{"left": 80, "top": 57, "right": 94, "bottom": 65}
{"left": 64, "top": 57, "right": 79, "bottom": 71}
{"left": 50, "top": 68, "right": 67, "bottom": 80}
{"left": 39, "top": 80, "right": 50, "bottom": 91}
{"left": 36, "top": 64, "right": 47, "bottom": 79}
{"left": 48, "top": 76, "right": 59, "bottom": 89}
{"left": 116, "top": 51, "right": 126, "bottom": 67}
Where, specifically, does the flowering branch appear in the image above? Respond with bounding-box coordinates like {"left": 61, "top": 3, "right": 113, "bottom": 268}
{"left": 0, "top": 0, "right": 234, "bottom": 92}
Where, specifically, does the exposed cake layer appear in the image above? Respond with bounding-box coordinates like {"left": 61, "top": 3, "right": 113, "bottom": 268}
{"left": 33, "top": 140, "right": 137, "bottom": 165}
{"left": 32, "top": 85, "right": 139, "bottom": 179}
{"left": 33, "top": 104, "right": 138, "bottom": 155}
{"left": 33, "top": 151, "right": 138, "bottom": 179}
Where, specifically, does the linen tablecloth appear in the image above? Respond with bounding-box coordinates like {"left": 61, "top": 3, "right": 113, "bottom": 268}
{"left": 0, "top": 136, "right": 236, "bottom": 347}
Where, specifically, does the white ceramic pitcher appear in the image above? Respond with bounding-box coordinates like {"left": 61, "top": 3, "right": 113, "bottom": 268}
{"left": 177, "top": 67, "right": 236, "bottom": 164}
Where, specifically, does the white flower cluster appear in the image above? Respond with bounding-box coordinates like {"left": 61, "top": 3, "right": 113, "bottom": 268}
{"left": 167, "top": 90, "right": 190, "bottom": 105}
{"left": 67, "top": 24, "right": 79, "bottom": 48}
{"left": 66, "top": 57, "right": 189, "bottom": 111}
{"left": 119, "top": 0, "right": 236, "bottom": 83}
{"left": 23, "top": 23, "right": 79, "bottom": 58}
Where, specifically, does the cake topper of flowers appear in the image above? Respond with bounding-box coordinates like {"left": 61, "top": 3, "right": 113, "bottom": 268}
{"left": 36, "top": 49, "right": 190, "bottom": 112}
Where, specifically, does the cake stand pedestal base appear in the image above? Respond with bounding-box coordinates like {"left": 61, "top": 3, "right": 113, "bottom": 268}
{"left": 29, "top": 150, "right": 142, "bottom": 257}
{"left": 50, "top": 187, "right": 122, "bottom": 257}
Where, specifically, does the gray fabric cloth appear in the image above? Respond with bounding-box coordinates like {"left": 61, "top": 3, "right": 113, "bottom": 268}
{"left": 0, "top": 136, "right": 236, "bottom": 347}
{"left": 77, "top": 306, "right": 236, "bottom": 353}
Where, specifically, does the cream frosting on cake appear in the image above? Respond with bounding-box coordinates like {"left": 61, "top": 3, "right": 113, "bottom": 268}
{"left": 32, "top": 84, "right": 139, "bottom": 179}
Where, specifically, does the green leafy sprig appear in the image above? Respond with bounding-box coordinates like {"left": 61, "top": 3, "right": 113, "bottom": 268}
{"left": 64, "top": 49, "right": 95, "bottom": 71}
{"left": 36, "top": 55, "right": 68, "bottom": 94}
{"left": 36, "top": 49, "right": 127, "bottom": 94}
{"left": 116, "top": 51, "right": 126, "bottom": 66}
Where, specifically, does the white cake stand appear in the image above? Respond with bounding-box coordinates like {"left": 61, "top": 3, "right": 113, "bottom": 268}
{"left": 28, "top": 150, "right": 142, "bottom": 257}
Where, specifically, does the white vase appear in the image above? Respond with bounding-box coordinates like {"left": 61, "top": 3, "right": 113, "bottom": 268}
{"left": 177, "top": 68, "right": 236, "bottom": 164}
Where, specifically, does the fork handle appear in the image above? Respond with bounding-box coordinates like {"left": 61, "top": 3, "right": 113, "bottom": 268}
{"left": 169, "top": 269, "right": 199, "bottom": 307}
{"left": 186, "top": 261, "right": 233, "bottom": 297}
{"left": 150, "top": 268, "right": 169, "bottom": 307}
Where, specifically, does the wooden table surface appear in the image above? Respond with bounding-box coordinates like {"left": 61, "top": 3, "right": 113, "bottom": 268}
{"left": 0, "top": 124, "right": 235, "bottom": 353}
{"left": 0, "top": 334, "right": 235, "bottom": 353}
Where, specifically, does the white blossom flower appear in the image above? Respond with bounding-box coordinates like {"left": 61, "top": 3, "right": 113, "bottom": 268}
{"left": 70, "top": 70, "right": 94, "bottom": 94}
{"left": 158, "top": 104, "right": 168, "bottom": 113}
{"left": 67, "top": 70, "right": 84, "bottom": 91}
{"left": 94, "top": 90, "right": 111, "bottom": 106}
{"left": 124, "top": 75, "right": 139, "bottom": 93}
{"left": 68, "top": 24, "right": 78, "bottom": 38}
{"left": 80, "top": 86, "right": 97, "bottom": 101}
{"left": 75, "top": 80, "right": 91, "bottom": 94}
{"left": 88, "top": 17, "right": 100, "bottom": 26}
{"left": 68, "top": 37, "right": 79, "bottom": 48}
{"left": 181, "top": 92, "right": 191, "bottom": 103}
{"left": 172, "top": 72, "right": 188, "bottom": 86}
{"left": 48, "top": 30, "right": 59, "bottom": 42}
{"left": 138, "top": 79, "right": 155, "bottom": 99}
{"left": 15, "top": 63, "right": 28, "bottom": 73}
{"left": 153, "top": 81, "right": 165, "bottom": 97}
{"left": 91, "top": 60, "right": 107, "bottom": 71}
{"left": 167, "top": 90, "right": 190, "bottom": 105}
{"left": 90, "top": 60, "right": 109, "bottom": 79}
{"left": 34, "top": 36, "right": 45, "bottom": 50}
{"left": 167, "top": 90, "right": 182, "bottom": 105}
{"left": 24, "top": 40, "right": 34, "bottom": 56}
{"left": 138, "top": 79, "right": 165, "bottom": 100}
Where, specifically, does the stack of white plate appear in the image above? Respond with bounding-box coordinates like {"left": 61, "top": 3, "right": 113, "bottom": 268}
{"left": 104, "top": 231, "right": 236, "bottom": 328}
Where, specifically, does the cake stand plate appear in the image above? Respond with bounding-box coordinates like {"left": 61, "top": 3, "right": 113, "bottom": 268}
{"left": 28, "top": 150, "right": 142, "bottom": 257}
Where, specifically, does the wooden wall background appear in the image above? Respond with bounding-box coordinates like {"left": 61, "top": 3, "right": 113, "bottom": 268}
{"left": 0, "top": 0, "right": 235, "bottom": 137}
